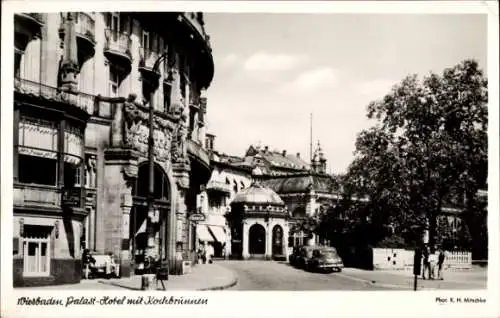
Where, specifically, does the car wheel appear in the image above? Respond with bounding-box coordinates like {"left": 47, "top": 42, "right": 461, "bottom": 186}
{"left": 337, "top": 268, "right": 342, "bottom": 273}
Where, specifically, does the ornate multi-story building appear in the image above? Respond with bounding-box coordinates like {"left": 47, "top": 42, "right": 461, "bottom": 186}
{"left": 13, "top": 12, "right": 214, "bottom": 286}
{"left": 201, "top": 137, "right": 341, "bottom": 260}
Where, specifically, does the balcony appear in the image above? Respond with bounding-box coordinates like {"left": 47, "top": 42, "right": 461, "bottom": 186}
{"left": 182, "top": 12, "right": 206, "bottom": 40}
{"left": 206, "top": 181, "right": 232, "bottom": 194}
{"left": 187, "top": 139, "right": 211, "bottom": 184}
{"left": 59, "top": 12, "right": 96, "bottom": 64}
{"left": 14, "top": 77, "right": 93, "bottom": 115}
{"left": 14, "top": 13, "right": 44, "bottom": 53}
{"left": 138, "top": 48, "right": 161, "bottom": 84}
{"left": 14, "top": 183, "right": 61, "bottom": 208}
{"left": 104, "top": 29, "right": 132, "bottom": 73}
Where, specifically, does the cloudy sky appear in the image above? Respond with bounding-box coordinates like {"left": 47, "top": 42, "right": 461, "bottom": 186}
{"left": 202, "top": 13, "right": 487, "bottom": 174}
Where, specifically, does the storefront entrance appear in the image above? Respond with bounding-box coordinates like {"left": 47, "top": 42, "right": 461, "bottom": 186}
{"left": 249, "top": 224, "right": 266, "bottom": 255}
{"left": 130, "top": 163, "right": 170, "bottom": 273}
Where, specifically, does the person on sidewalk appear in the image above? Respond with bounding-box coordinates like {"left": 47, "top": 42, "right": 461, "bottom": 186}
{"left": 82, "top": 249, "right": 95, "bottom": 279}
{"left": 206, "top": 243, "right": 215, "bottom": 264}
{"left": 437, "top": 246, "right": 446, "bottom": 280}
{"left": 198, "top": 244, "right": 207, "bottom": 264}
{"left": 428, "top": 246, "right": 438, "bottom": 280}
{"left": 422, "top": 246, "right": 430, "bottom": 280}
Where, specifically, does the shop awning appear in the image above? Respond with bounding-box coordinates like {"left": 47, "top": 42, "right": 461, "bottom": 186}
{"left": 208, "top": 226, "right": 226, "bottom": 243}
{"left": 196, "top": 225, "right": 214, "bottom": 242}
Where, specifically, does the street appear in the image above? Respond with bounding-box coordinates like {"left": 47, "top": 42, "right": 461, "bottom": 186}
{"left": 17, "top": 260, "right": 486, "bottom": 291}
{"left": 219, "top": 260, "right": 391, "bottom": 291}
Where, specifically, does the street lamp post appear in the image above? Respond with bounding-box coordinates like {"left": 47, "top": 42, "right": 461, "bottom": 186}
{"left": 141, "top": 52, "right": 169, "bottom": 291}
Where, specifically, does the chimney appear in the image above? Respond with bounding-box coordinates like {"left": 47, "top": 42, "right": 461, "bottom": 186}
{"left": 296, "top": 152, "right": 300, "bottom": 158}
{"left": 205, "top": 133, "right": 215, "bottom": 151}
{"left": 282, "top": 150, "right": 287, "bottom": 156}
{"left": 264, "top": 146, "right": 269, "bottom": 153}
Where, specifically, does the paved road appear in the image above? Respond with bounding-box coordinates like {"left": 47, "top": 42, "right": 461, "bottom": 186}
{"left": 219, "top": 260, "right": 392, "bottom": 291}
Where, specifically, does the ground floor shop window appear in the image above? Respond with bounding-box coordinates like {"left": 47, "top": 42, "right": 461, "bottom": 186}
{"left": 22, "top": 225, "right": 51, "bottom": 276}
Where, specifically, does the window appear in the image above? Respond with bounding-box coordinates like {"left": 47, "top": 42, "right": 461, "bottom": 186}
{"left": 74, "top": 165, "right": 81, "bottom": 186}
{"left": 64, "top": 162, "right": 81, "bottom": 188}
{"left": 163, "top": 82, "right": 171, "bottom": 112}
{"left": 111, "top": 13, "right": 120, "bottom": 32}
{"left": 142, "top": 31, "right": 150, "bottom": 50}
{"left": 109, "top": 68, "right": 120, "bottom": 97}
{"left": 18, "top": 155, "right": 57, "bottom": 186}
{"left": 22, "top": 225, "right": 51, "bottom": 276}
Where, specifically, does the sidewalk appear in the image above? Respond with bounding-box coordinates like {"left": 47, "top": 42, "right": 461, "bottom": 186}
{"left": 338, "top": 267, "right": 487, "bottom": 290}
{"left": 98, "top": 262, "right": 238, "bottom": 291}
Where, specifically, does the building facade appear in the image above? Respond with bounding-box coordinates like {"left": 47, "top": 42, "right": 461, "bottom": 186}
{"left": 193, "top": 134, "right": 253, "bottom": 258}
{"left": 13, "top": 12, "right": 214, "bottom": 286}
{"left": 199, "top": 137, "right": 340, "bottom": 259}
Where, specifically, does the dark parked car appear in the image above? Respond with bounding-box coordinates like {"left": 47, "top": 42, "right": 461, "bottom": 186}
{"left": 307, "top": 247, "right": 344, "bottom": 273}
{"left": 290, "top": 245, "right": 316, "bottom": 269}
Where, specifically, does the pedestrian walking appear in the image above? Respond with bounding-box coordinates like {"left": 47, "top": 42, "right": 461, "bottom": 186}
{"left": 437, "top": 246, "right": 446, "bottom": 280}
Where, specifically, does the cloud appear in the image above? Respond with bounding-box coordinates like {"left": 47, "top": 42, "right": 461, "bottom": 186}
{"left": 244, "top": 51, "right": 307, "bottom": 72}
{"left": 359, "top": 79, "right": 396, "bottom": 99}
{"left": 219, "top": 53, "right": 239, "bottom": 68}
{"left": 280, "top": 67, "right": 340, "bottom": 94}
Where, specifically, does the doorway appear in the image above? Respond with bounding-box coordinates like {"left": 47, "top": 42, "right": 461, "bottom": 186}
{"left": 249, "top": 224, "right": 266, "bottom": 255}
{"left": 272, "top": 225, "right": 283, "bottom": 257}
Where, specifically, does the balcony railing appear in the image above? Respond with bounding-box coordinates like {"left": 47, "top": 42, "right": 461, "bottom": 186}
{"left": 206, "top": 180, "right": 232, "bottom": 193}
{"left": 14, "top": 77, "right": 92, "bottom": 114}
{"left": 75, "top": 13, "right": 95, "bottom": 43}
{"left": 139, "top": 48, "right": 159, "bottom": 70}
{"left": 104, "top": 29, "right": 132, "bottom": 60}
{"left": 60, "top": 12, "right": 95, "bottom": 44}
{"left": 182, "top": 12, "right": 206, "bottom": 38}
{"left": 16, "top": 12, "right": 45, "bottom": 24}
{"left": 187, "top": 139, "right": 210, "bottom": 169}
{"left": 14, "top": 183, "right": 61, "bottom": 207}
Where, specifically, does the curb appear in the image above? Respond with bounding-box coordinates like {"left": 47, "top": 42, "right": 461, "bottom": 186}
{"left": 97, "top": 268, "right": 239, "bottom": 291}
{"left": 197, "top": 275, "right": 238, "bottom": 291}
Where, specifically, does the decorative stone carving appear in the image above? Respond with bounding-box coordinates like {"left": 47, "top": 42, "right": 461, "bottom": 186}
{"left": 59, "top": 12, "right": 79, "bottom": 92}
{"left": 119, "top": 93, "right": 175, "bottom": 162}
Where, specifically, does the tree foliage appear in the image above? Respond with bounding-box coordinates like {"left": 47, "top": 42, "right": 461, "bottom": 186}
{"left": 336, "top": 59, "right": 488, "bottom": 248}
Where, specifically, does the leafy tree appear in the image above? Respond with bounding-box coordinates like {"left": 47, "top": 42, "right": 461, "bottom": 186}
{"left": 339, "top": 60, "right": 487, "bottom": 248}
{"left": 436, "top": 216, "right": 454, "bottom": 249}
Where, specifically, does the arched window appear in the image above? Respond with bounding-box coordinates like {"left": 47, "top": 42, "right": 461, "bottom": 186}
{"left": 240, "top": 181, "right": 245, "bottom": 190}
{"left": 225, "top": 177, "right": 230, "bottom": 185}
{"left": 233, "top": 180, "right": 238, "bottom": 193}
{"left": 133, "top": 163, "right": 170, "bottom": 201}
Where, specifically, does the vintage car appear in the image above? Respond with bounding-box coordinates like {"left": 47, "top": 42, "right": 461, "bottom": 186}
{"left": 89, "top": 254, "right": 120, "bottom": 278}
{"left": 290, "top": 245, "right": 316, "bottom": 269}
{"left": 307, "top": 246, "right": 344, "bottom": 273}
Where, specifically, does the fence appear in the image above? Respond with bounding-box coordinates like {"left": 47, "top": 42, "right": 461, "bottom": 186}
{"left": 372, "top": 248, "right": 472, "bottom": 271}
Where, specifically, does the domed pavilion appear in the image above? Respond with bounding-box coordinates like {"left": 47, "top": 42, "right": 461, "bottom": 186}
{"left": 226, "top": 182, "right": 289, "bottom": 260}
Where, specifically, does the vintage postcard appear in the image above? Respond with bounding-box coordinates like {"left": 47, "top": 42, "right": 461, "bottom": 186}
{"left": 1, "top": 1, "right": 499, "bottom": 318}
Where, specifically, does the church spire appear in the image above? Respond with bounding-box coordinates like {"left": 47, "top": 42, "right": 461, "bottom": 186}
{"left": 311, "top": 140, "right": 327, "bottom": 174}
